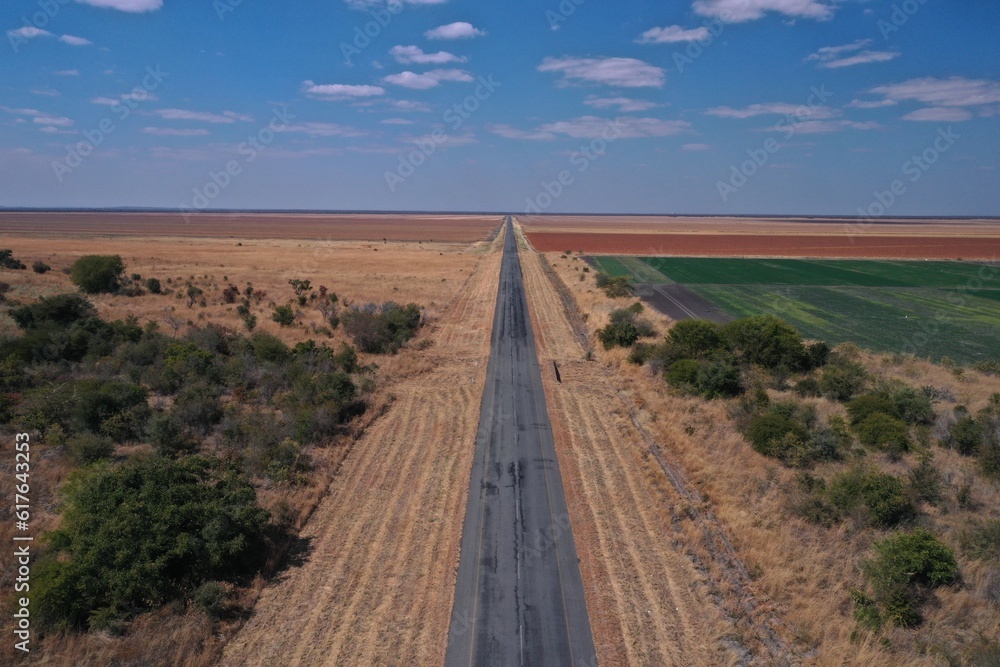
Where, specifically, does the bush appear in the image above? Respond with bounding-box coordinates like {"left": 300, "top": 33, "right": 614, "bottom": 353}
{"left": 145, "top": 277, "right": 162, "bottom": 294}
{"left": 663, "top": 319, "right": 723, "bottom": 361}
{"left": 794, "top": 377, "right": 822, "bottom": 398}
{"left": 747, "top": 411, "right": 810, "bottom": 459}
{"left": 250, "top": 331, "right": 290, "bottom": 363}
{"left": 70, "top": 255, "right": 125, "bottom": 294}
{"left": 847, "top": 394, "right": 899, "bottom": 426}
{"left": 9, "top": 293, "right": 97, "bottom": 329}
{"left": 342, "top": 302, "right": 422, "bottom": 354}
{"left": 595, "top": 273, "right": 633, "bottom": 298}
{"left": 147, "top": 411, "right": 194, "bottom": 457}
{"left": 696, "top": 352, "right": 742, "bottom": 399}
{"left": 0, "top": 249, "right": 26, "bottom": 269}
{"left": 959, "top": 519, "right": 1000, "bottom": 561}
{"left": 859, "top": 529, "right": 958, "bottom": 628}
{"left": 949, "top": 415, "right": 982, "bottom": 456}
{"left": 598, "top": 320, "right": 640, "bottom": 349}
{"left": 173, "top": 381, "right": 224, "bottom": 435}
{"left": 666, "top": 359, "right": 700, "bottom": 389}
{"left": 32, "top": 259, "right": 51, "bottom": 274}
{"left": 820, "top": 360, "right": 868, "bottom": 401}
{"left": 855, "top": 412, "right": 911, "bottom": 455}
{"left": 828, "top": 467, "right": 915, "bottom": 529}
{"left": 722, "top": 315, "right": 810, "bottom": 371}
{"left": 66, "top": 433, "right": 115, "bottom": 464}
{"left": 33, "top": 455, "right": 269, "bottom": 631}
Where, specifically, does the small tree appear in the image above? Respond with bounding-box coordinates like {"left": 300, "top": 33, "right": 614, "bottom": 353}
{"left": 32, "top": 260, "right": 51, "bottom": 274}
{"left": 70, "top": 255, "right": 125, "bottom": 294}
{"left": 272, "top": 304, "right": 296, "bottom": 327}
{"left": 145, "top": 277, "right": 162, "bottom": 294}
{"left": 0, "top": 249, "right": 26, "bottom": 269}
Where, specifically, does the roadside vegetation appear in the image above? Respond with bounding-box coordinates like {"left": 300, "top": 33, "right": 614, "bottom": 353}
{"left": 550, "top": 263, "right": 1000, "bottom": 664}
{"left": 0, "top": 251, "right": 429, "bottom": 662}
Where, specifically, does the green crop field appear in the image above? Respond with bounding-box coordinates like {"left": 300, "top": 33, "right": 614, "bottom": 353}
{"left": 591, "top": 256, "right": 1000, "bottom": 363}
{"left": 590, "top": 256, "right": 671, "bottom": 283}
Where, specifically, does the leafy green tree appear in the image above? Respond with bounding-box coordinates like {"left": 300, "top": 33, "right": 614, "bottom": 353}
{"left": 664, "top": 319, "right": 723, "bottom": 361}
{"left": 723, "top": 315, "right": 809, "bottom": 371}
{"left": 33, "top": 455, "right": 269, "bottom": 631}
{"left": 145, "top": 277, "right": 162, "bottom": 294}
{"left": 820, "top": 360, "right": 868, "bottom": 401}
{"left": 70, "top": 255, "right": 125, "bottom": 294}
{"left": 9, "top": 293, "right": 97, "bottom": 329}
{"left": 598, "top": 320, "right": 639, "bottom": 349}
{"left": 272, "top": 304, "right": 296, "bottom": 327}
{"left": 855, "top": 412, "right": 911, "bottom": 455}
{"left": 828, "top": 467, "right": 914, "bottom": 529}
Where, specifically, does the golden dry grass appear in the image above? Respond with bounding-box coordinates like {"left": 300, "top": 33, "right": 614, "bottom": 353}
{"left": 537, "top": 231, "right": 1000, "bottom": 666}
{"left": 218, "top": 232, "right": 504, "bottom": 667}
{"left": 0, "top": 230, "right": 501, "bottom": 666}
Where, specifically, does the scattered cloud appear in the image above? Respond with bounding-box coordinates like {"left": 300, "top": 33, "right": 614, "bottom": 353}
{"left": 302, "top": 81, "right": 386, "bottom": 100}
{"left": 682, "top": 143, "right": 712, "bottom": 151}
{"left": 902, "top": 107, "right": 973, "bottom": 122}
{"left": 847, "top": 99, "right": 897, "bottom": 109}
{"left": 636, "top": 25, "right": 709, "bottom": 44}
{"left": 59, "top": 34, "right": 92, "bottom": 46}
{"left": 538, "top": 56, "right": 665, "bottom": 88}
{"left": 75, "top": 0, "right": 163, "bottom": 12}
{"left": 53, "top": 69, "right": 79, "bottom": 76}
{"left": 281, "top": 122, "right": 365, "bottom": 137}
{"left": 345, "top": 0, "right": 446, "bottom": 8}
{"left": 380, "top": 118, "right": 414, "bottom": 125}
{"left": 492, "top": 116, "right": 689, "bottom": 140}
{"left": 584, "top": 96, "right": 661, "bottom": 112}
{"left": 706, "top": 102, "right": 838, "bottom": 119}
{"left": 7, "top": 27, "right": 52, "bottom": 38}
{"left": 768, "top": 119, "right": 880, "bottom": 134}
{"left": 382, "top": 68, "right": 473, "bottom": 89}
{"left": 390, "top": 45, "right": 467, "bottom": 65}
{"left": 869, "top": 77, "right": 1000, "bottom": 107}
{"left": 693, "top": 0, "right": 834, "bottom": 22}
{"left": 425, "top": 22, "right": 485, "bottom": 40}
{"left": 1, "top": 106, "right": 74, "bottom": 128}
{"left": 141, "top": 127, "right": 211, "bottom": 136}
{"left": 807, "top": 40, "right": 898, "bottom": 68}
{"left": 31, "top": 87, "right": 60, "bottom": 97}
{"left": 153, "top": 109, "right": 254, "bottom": 123}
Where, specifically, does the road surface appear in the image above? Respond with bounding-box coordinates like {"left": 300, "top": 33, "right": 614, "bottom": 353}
{"left": 445, "top": 218, "right": 597, "bottom": 667}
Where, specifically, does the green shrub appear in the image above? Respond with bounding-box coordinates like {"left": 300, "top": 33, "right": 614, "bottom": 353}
{"left": 973, "top": 359, "right": 1000, "bottom": 376}
{"left": 855, "top": 412, "right": 911, "bottom": 455}
{"left": 747, "top": 412, "right": 810, "bottom": 459}
{"left": 145, "top": 277, "right": 162, "bottom": 294}
{"left": 794, "top": 377, "right": 822, "bottom": 398}
{"left": 828, "top": 467, "right": 914, "bottom": 529}
{"left": 907, "top": 452, "right": 942, "bottom": 506}
{"left": 66, "top": 432, "right": 115, "bottom": 464}
{"left": 663, "top": 320, "right": 723, "bottom": 361}
{"left": 958, "top": 519, "right": 1000, "bottom": 561}
{"left": 595, "top": 273, "right": 633, "bottom": 298}
{"left": 598, "top": 320, "right": 639, "bottom": 349}
{"left": 173, "top": 381, "right": 224, "bottom": 435}
{"left": 860, "top": 529, "right": 958, "bottom": 628}
{"left": 147, "top": 412, "right": 194, "bottom": 457}
{"left": 0, "top": 249, "right": 26, "bottom": 269}
{"left": 341, "top": 302, "right": 422, "bottom": 354}
{"left": 820, "top": 360, "right": 868, "bottom": 401}
{"left": 192, "top": 581, "right": 227, "bottom": 619}
{"left": 949, "top": 415, "right": 982, "bottom": 456}
{"left": 9, "top": 293, "right": 97, "bottom": 329}
{"left": 33, "top": 455, "right": 269, "bottom": 631}
{"left": 32, "top": 259, "right": 51, "bottom": 274}
{"left": 847, "top": 394, "right": 899, "bottom": 426}
{"left": 272, "top": 304, "right": 296, "bottom": 327}
{"left": 627, "top": 342, "right": 655, "bottom": 365}
{"left": 696, "top": 352, "right": 742, "bottom": 399}
{"left": 666, "top": 359, "right": 700, "bottom": 389}
{"left": 70, "top": 255, "right": 125, "bottom": 294}
{"left": 722, "top": 315, "right": 810, "bottom": 371}
{"left": 251, "top": 331, "right": 291, "bottom": 363}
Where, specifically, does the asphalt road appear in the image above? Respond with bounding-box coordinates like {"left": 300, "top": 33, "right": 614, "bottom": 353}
{"left": 445, "top": 218, "right": 597, "bottom": 667}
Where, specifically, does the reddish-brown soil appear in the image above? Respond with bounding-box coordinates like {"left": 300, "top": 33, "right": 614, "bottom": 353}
{"left": 526, "top": 232, "right": 1000, "bottom": 259}
{"left": 0, "top": 211, "right": 501, "bottom": 243}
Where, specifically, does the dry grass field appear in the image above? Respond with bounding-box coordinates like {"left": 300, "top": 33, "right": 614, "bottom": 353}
{"left": 536, "top": 225, "right": 1000, "bottom": 666}
{"left": 520, "top": 215, "right": 1000, "bottom": 259}
{"left": 0, "top": 223, "right": 503, "bottom": 666}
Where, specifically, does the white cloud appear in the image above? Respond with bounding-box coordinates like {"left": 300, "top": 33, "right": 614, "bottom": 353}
{"left": 302, "top": 81, "right": 386, "bottom": 100}
{"left": 59, "top": 34, "right": 92, "bottom": 46}
{"left": 693, "top": 0, "right": 834, "bottom": 22}
{"left": 74, "top": 0, "right": 163, "bottom": 12}
{"left": 1, "top": 106, "right": 74, "bottom": 128}
{"left": 807, "top": 40, "right": 898, "bottom": 68}
{"left": 381, "top": 118, "right": 414, "bottom": 125}
{"left": 390, "top": 45, "right": 466, "bottom": 65}
{"left": 902, "top": 107, "right": 973, "bottom": 122}
{"left": 53, "top": 69, "right": 79, "bottom": 76}
{"left": 492, "top": 116, "right": 690, "bottom": 141}
{"left": 538, "top": 56, "right": 665, "bottom": 88}
{"left": 7, "top": 27, "right": 52, "bottom": 38}
{"left": 636, "top": 25, "right": 709, "bottom": 44}
{"left": 870, "top": 77, "right": 1000, "bottom": 107}
{"left": 345, "top": 0, "right": 446, "bottom": 7}
{"left": 153, "top": 109, "right": 254, "bottom": 123}
{"left": 142, "top": 127, "right": 211, "bottom": 136}
{"left": 769, "top": 119, "right": 879, "bottom": 134}
{"left": 382, "top": 68, "right": 473, "bottom": 89}
{"left": 281, "top": 122, "right": 365, "bottom": 137}
{"left": 31, "top": 87, "right": 60, "bottom": 97}
{"left": 847, "top": 99, "right": 897, "bottom": 109}
{"left": 682, "top": 143, "right": 711, "bottom": 151}
{"left": 584, "top": 96, "right": 661, "bottom": 112}
{"left": 706, "top": 102, "right": 838, "bottom": 119}
{"left": 39, "top": 125, "right": 76, "bottom": 134}
{"left": 487, "top": 124, "right": 556, "bottom": 140}
{"left": 424, "top": 22, "right": 485, "bottom": 40}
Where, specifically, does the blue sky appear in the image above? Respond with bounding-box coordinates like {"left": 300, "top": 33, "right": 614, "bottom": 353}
{"left": 1, "top": 0, "right": 998, "bottom": 214}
